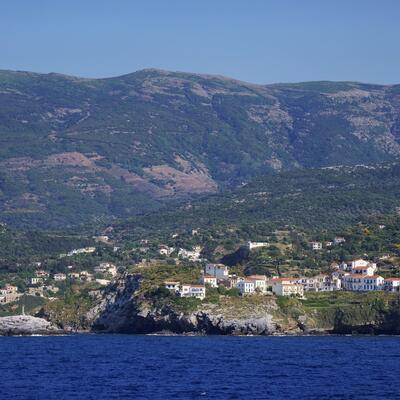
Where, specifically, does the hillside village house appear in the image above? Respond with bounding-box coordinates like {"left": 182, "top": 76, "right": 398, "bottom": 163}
{"left": 247, "top": 275, "right": 268, "bottom": 293}
{"left": 30, "top": 277, "right": 43, "bottom": 285}
{"left": 54, "top": 273, "right": 67, "bottom": 281}
{"left": 178, "top": 284, "right": 206, "bottom": 299}
{"left": 247, "top": 241, "right": 269, "bottom": 250}
{"left": 0, "top": 284, "right": 21, "bottom": 304}
{"left": 66, "top": 247, "right": 96, "bottom": 257}
{"left": 270, "top": 278, "right": 304, "bottom": 297}
{"left": 159, "top": 245, "right": 175, "bottom": 256}
{"left": 350, "top": 259, "right": 377, "bottom": 271}
{"left": 310, "top": 241, "right": 322, "bottom": 250}
{"left": 384, "top": 278, "right": 400, "bottom": 292}
{"left": 237, "top": 279, "right": 256, "bottom": 294}
{"left": 205, "top": 263, "right": 229, "bottom": 280}
{"left": 200, "top": 274, "right": 218, "bottom": 288}
{"left": 299, "top": 274, "right": 331, "bottom": 292}
{"left": 164, "top": 282, "right": 206, "bottom": 299}
{"left": 342, "top": 275, "right": 384, "bottom": 291}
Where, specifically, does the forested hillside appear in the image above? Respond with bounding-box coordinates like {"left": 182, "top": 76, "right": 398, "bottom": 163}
{"left": 110, "top": 162, "right": 400, "bottom": 242}
{"left": 1, "top": 69, "right": 400, "bottom": 228}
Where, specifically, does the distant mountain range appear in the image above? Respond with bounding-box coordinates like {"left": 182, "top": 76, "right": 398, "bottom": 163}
{"left": 1, "top": 68, "right": 400, "bottom": 228}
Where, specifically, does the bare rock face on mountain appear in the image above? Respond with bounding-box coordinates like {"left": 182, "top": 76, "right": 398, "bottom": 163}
{"left": 1, "top": 68, "right": 400, "bottom": 228}
{"left": 0, "top": 315, "right": 63, "bottom": 336}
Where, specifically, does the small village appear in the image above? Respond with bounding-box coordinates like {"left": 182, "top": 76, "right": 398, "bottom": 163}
{"left": 2, "top": 233, "right": 400, "bottom": 308}
{"left": 163, "top": 258, "right": 400, "bottom": 300}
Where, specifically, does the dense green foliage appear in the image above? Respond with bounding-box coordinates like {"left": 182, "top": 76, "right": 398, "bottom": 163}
{"left": 111, "top": 162, "right": 400, "bottom": 243}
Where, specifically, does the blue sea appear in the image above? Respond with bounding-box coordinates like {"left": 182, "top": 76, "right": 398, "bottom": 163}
{"left": 1, "top": 335, "right": 400, "bottom": 399}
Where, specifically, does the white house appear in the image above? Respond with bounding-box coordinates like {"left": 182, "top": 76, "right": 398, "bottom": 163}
{"left": 54, "top": 273, "right": 66, "bottom": 281}
{"left": 310, "top": 242, "right": 322, "bottom": 250}
{"left": 201, "top": 274, "right": 218, "bottom": 288}
{"left": 270, "top": 279, "right": 304, "bottom": 297}
{"left": 205, "top": 263, "right": 229, "bottom": 280}
{"left": 247, "top": 275, "right": 267, "bottom": 293}
{"left": 159, "top": 246, "right": 175, "bottom": 256}
{"left": 178, "top": 284, "right": 206, "bottom": 299}
{"left": 384, "top": 278, "right": 400, "bottom": 292}
{"left": 237, "top": 279, "right": 256, "bottom": 295}
{"left": 342, "top": 274, "right": 384, "bottom": 291}
{"left": 350, "top": 260, "right": 377, "bottom": 276}
{"left": 30, "top": 277, "right": 43, "bottom": 285}
{"left": 247, "top": 241, "right": 269, "bottom": 250}
{"left": 66, "top": 247, "right": 96, "bottom": 257}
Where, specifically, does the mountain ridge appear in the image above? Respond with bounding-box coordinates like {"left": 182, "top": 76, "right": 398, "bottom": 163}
{"left": 1, "top": 68, "right": 400, "bottom": 228}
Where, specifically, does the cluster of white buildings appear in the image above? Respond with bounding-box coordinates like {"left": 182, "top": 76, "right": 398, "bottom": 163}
{"left": 310, "top": 237, "right": 346, "bottom": 250}
{"left": 164, "top": 258, "right": 400, "bottom": 300}
{"left": 60, "top": 247, "right": 96, "bottom": 258}
{"left": 333, "top": 259, "right": 400, "bottom": 292}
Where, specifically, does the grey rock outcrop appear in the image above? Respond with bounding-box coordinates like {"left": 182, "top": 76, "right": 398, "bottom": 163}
{"left": 0, "top": 315, "right": 63, "bottom": 336}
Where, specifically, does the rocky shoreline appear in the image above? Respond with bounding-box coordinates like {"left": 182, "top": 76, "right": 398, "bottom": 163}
{"left": 3, "top": 273, "right": 400, "bottom": 337}
{"left": 0, "top": 315, "right": 64, "bottom": 336}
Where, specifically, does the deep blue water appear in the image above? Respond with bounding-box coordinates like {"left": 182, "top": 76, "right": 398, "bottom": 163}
{"left": 1, "top": 335, "right": 400, "bottom": 399}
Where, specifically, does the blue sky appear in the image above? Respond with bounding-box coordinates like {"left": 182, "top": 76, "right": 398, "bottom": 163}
{"left": 1, "top": 0, "right": 399, "bottom": 84}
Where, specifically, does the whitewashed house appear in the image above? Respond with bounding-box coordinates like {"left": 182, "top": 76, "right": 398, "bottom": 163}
{"left": 54, "top": 273, "right": 66, "bottom": 281}
{"left": 247, "top": 241, "right": 269, "bottom": 250}
{"left": 159, "top": 246, "right": 175, "bottom": 256}
{"left": 201, "top": 274, "right": 218, "bottom": 288}
{"left": 270, "top": 278, "right": 304, "bottom": 297}
{"left": 342, "top": 275, "right": 384, "bottom": 291}
{"left": 350, "top": 260, "right": 377, "bottom": 276}
{"left": 310, "top": 242, "right": 322, "bottom": 250}
{"left": 384, "top": 278, "right": 400, "bottom": 292}
{"left": 237, "top": 279, "right": 256, "bottom": 295}
{"left": 178, "top": 284, "right": 206, "bottom": 299}
{"left": 30, "top": 277, "right": 43, "bottom": 285}
{"left": 247, "top": 275, "right": 267, "bottom": 293}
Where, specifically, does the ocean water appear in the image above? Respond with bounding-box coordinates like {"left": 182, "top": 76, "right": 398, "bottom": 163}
{"left": 1, "top": 335, "right": 400, "bottom": 399}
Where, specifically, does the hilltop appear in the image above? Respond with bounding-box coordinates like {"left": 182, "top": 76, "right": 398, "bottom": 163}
{"left": 1, "top": 68, "right": 400, "bottom": 228}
